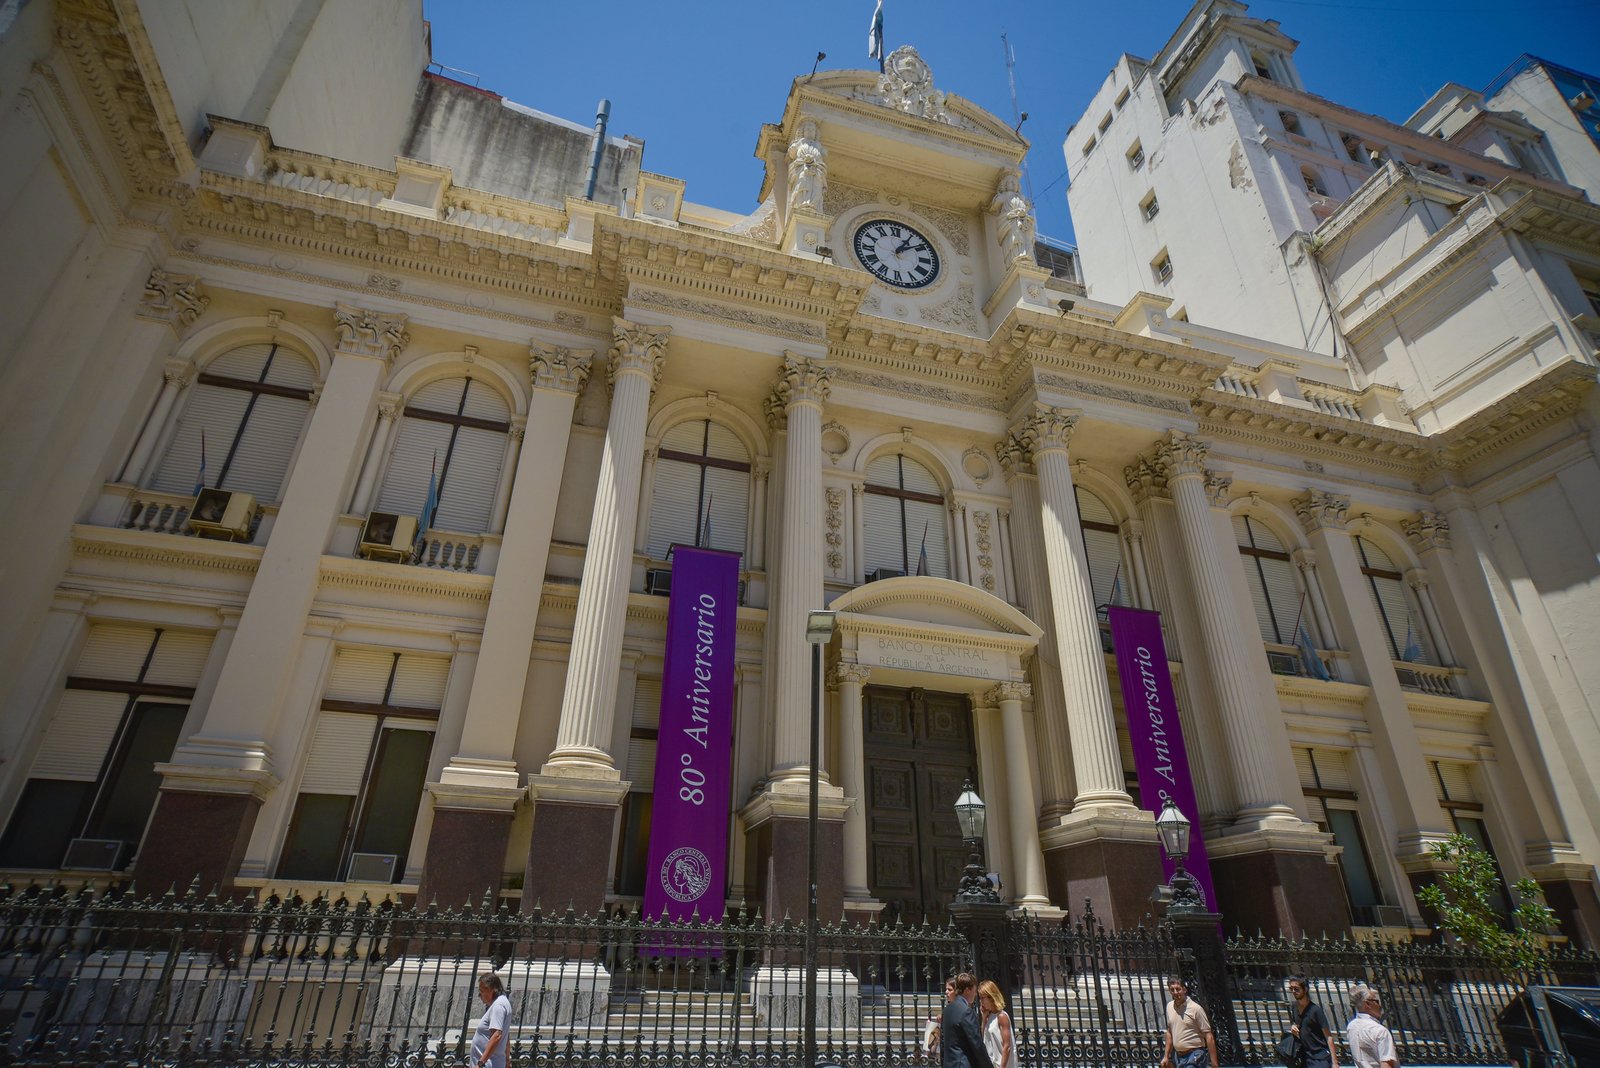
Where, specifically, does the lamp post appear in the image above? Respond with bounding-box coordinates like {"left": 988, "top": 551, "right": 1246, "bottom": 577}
{"left": 953, "top": 780, "right": 1001, "bottom": 903}
{"left": 1155, "top": 799, "right": 1206, "bottom": 915}
{"left": 802, "top": 609, "right": 837, "bottom": 1068}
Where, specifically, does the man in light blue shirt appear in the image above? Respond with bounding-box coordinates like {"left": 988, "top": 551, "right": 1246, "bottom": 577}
{"left": 472, "top": 972, "right": 512, "bottom": 1068}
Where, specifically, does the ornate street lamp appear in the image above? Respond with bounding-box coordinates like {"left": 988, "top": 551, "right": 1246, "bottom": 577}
{"left": 1156, "top": 799, "right": 1206, "bottom": 914}
{"left": 802, "top": 609, "right": 837, "bottom": 1068}
{"left": 953, "top": 779, "right": 1001, "bottom": 903}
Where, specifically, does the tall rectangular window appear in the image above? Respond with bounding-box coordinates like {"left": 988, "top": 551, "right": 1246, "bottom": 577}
{"left": 1432, "top": 760, "right": 1512, "bottom": 920}
{"left": 1296, "top": 747, "right": 1386, "bottom": 924}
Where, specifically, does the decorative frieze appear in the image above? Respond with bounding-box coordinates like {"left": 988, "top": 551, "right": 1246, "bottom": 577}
{"left": 1402, "top": 511, "right": 1451, "bottom": 551}
{"left": 825, "top": 486, "right": 845, "bottom": 573}
{"left": 973, "top": 510, "right": 995, "bottom": 592}
{"left": 140, "top": 268, "right": 209, "bottom": 327}
{"left": 530, "top": 342, "right": 595, "bottom": 394}
{"left": 333, "top": 302, "right": 409, "bottom": 361}
{"left": 1291, "top": 490, "right": 1352, "bottom": 533}
{"left": 606, "top": 317, "right": 670, "bottom": 393}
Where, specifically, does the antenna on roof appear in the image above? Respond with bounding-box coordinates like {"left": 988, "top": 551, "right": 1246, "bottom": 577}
{"left": 1001, "top": 34, "right": 1034, "bottom": 202}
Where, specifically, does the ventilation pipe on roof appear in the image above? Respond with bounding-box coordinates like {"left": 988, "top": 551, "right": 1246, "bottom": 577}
{"left": 583, "top": 99, "right": 611, "bottom": 201}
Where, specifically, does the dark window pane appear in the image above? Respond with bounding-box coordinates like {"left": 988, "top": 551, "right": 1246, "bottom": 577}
{"left": 353, "top": 729, "right": 432, "bottom": 874}
{"left": 0, "top": 780, "right": 94, "bottom": 868}
{"left": 86, "top": 703, "right": 186, "bottom": 861}
{"left": 615, "top": 792, "right": 653, "bottom": 897}
{"left": 1327, "top": 808, "right": 1379, "bottom": 910}
{"left": 278, "top": 794, "right": 354, "bottom": 881}
{"left": 1454, "top": 815, "right": 1512, "bottom": 918}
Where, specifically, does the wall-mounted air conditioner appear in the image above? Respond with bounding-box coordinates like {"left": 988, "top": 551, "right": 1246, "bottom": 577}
{"left": 186, "top": 488, "right": 258, "bottom": 541}
{"left": 1369, "top": 904, "right": 1408, "bottom": 929}
{"left": 1266, "top": 651, "right": 1301, "bottom": 676}
{"left": 358, "top": 512, "right": 418, "bottom": 562}
{"left": 645, "top": 568, "right": 673, "bottom": 596}
{"left": 866, "top": 568, "right": 905, "bottom": 584}
{"left": 346, "top": 852, "right": 399, "bottom": 883}
{"left": 61, "top": 837, "right": 123, "bottom": 871}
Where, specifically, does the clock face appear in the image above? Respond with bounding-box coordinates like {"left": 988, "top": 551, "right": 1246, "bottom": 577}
{"left": 852, "top": 219, "right": 941, "bottom": 289}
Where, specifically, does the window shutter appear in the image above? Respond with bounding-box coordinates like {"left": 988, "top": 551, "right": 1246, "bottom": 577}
{"left": 409, "top": 378, "right": 468, "bottom": 414}
{"left": 376, "top": 417, "right": 454, "bottom": 517}
{"left": 1369, "top": 573, "right": 1430, "bottom": 664}
{"left": 628, "top": 678, "right": 662, "bottom": 791}
{"left": 702, "top": 465, "right": 750, "bottom": 558}
{"left": 300, "top": 713, "right": 377, "bottom": 794}
{"left": 388, "top": 656, "right": 449, "bottom": 709}
{"left": 218, "top": 392, "right": 309, "bottom": 501}
{"left": 1259, "top": 554, "right": 1303, "bottom": 644}
{"left": 1433, "top": 761, "right": 1479, "bottom": 804}
{"left": 1293, "top": 748, "right": 1317, "bottom": 790}
{"left": 898, "top": 457, "right": 940, "bottom": 496}
{"left": 862, "top": 490, "right": 906, "bottom": 574}
{"left": 1082, "top": 526, "right": 1125, "bottom": 607}
{"left": 262, "top": 349, "right": 317, "bottom": 390}
{"left": 431, "top": 424, "right": 504, "bottom": 533}
{"left": 903, "top": 498, "right": 948, "bottom": 578}
{"left": 648, "top": 456, "right": 702, "bottom": 559}
{"left": 206, "top": 344, "right": 276, "bottom": 380}
{"left": 30, "top": 691, "right": 127, "bottom": 780}
{"left": 459, "top": 380, "right": 511, "bottom": 422}
{"left": 661, "top": 421, "right": 705, "bottom": 453}
{"left": 325, "top": 649, "right": 394, "bottom": 704}
{"left": 148, "top": 386, "right": 251, "bottom": 495}
{"left": 705, "top": 422, "right": 746, "bottom": 462}
{"left": 1076, "top": 487, "right": 1115, "bottom": 526}
{"left": 144, "top": 631, "right": 212, "bottom": 688}
{"left": 1311, "top": 748, "right": 1353, "bottom": 791}
{"left": 73, "top": 624, "right": 157, "bottom": 680}
{"left": 864, "top": 455, "right": 899, "bottom": 485}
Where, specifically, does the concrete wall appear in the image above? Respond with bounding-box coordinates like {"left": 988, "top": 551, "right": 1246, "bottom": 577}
{"left": 1488, "top": 65, "right": 1600, "bottom": 203}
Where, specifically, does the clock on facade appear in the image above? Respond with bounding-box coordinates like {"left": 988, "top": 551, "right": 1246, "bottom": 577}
{"left": 852, "top": 218, "right": 942, "bottom": 290}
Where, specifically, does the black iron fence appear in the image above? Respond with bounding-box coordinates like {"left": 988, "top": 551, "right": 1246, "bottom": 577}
{"left": 0, "top": 883, "right": 1596, "bottom": 1066}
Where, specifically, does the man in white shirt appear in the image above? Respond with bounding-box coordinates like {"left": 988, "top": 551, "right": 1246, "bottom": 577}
{"left": 472, "top": 972, "right": 512, "bottom": 1068}
{"left": 1345, "top": 984, "right": 1398, "bottom": 1068}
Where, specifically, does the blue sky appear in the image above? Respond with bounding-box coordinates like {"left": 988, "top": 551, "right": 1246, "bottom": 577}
{"left": 425, "top": 1, "right": 1599, "bottom": 244}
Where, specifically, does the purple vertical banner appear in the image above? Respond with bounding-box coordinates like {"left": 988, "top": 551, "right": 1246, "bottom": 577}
{"left": 1107, "top": 606, "right": 1218, "bottom": 912}
{"left": 642, "top": 547, "right": 740, "bottom": 925}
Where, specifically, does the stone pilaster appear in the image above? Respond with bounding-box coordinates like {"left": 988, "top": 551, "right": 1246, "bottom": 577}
{"left": 120, "top": 359, "right": 193, "bottom": 485}
{"left": 987, "top": 682, "right": 1050, "bottom": 907}
{"left": 349, "top": 390, "right": 401, "bottom": 515}
{"left": 544, "top": 321, "right": 667, "bottom": 775}
{"left": 836, "top": 663, "right": 871, "bottom": 901}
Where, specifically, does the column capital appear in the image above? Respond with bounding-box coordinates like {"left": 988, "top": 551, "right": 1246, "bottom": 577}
{"left": 985, "top": 681, "right": 1032, "bottom": 705}
{"left": 163, "top": 357, "right": 196, "bottom": 388}
{"left": 1124, "top": 456, "right": 1168, "bottom": 502}
{"left": 1150, "top": 430, "right": 1211, "bottom": 480}
{"left": 1010, "top": 406, "right": 1077, "bottom": 457}
{"left": 753, "top": 457, "right": 772, "bottom": 480}
{"left": 530, "top": 342, "right": 595, "bottom": 394}
{"left": 1291, "top": 547, "right": 1319, "bottom": 570}
{"left": 607, "top": 318, "right": 671, "bottom": 391}
{"left": 995, "top": 436, "right": 1034, "bottom": 480}
{"left": 140, "top": 267, "right": 209, "bottom": 329}
{"left": 1203, "top": 472, "right": 1234, "bottom": 508}
{"left": 1120, "top": 517, "right": 1145, "bottom": 542}
{"left": 1402, "top": 510, "right": 1451, "bottom": 551}
{"left": 1291, "top": 490, "right": 1351, "bottom": 533}
{"left": 334, "top": 302, "right": 410, "bottom": 362}
{"left": 768, "top": 351, "right": 833, "bottom": 423}
{"left": 375, "top": 390, "right": 402, "bottom": 421}
{"left": 835, "top": 663, "right": 872, "bottom": 686}
{"left": 1404, "top": 567, "right": 1430, "bottom": 592}
{"left": 507, "top": 418, "right": 528, "bottom": 443}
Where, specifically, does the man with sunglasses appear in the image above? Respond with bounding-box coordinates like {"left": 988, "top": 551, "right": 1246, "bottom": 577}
{"left": 1287, "top": 976, "right": 1336, "bottom": 1068}
{"left": 1346, "top": 984, "right": 1398, "bottom": 1068}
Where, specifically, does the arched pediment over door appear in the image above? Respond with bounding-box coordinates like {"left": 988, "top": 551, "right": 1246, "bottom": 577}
{"left": 828, "top": 575, "right": 1041, "bottom": 688}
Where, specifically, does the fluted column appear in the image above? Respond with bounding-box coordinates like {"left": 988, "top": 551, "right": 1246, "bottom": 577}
{"left": 989, "top": 682, "right": 1051, "bottom": 906}
{"left": 488, "top": 417, "right": 526, "bottom": 534}
{"left": 769, "top": 353, "right": 833, "bottom": 780}
{"left": 1009, "top": 408, "right": 1133, "bottom": 812}
{"left": 1123, "top": 519, "right": 1152, "bottom": 608}
{"left": 837, "top": 663, "right": 871, "bottom": 900}
{"left": 996, "top": 439, "right": 1076, "bottom": 815}
{"left": 1405, "top": 570, "right": 1455, "bottom": 667}
{"left": 1150, "top": 431, "right": 1298, "bottom": 823}
{"left": 121, "top": 359, "right": 192, "bottom": 484}
{"left": 546, "top": 319, "right": 669, "bottom": 773}
{"left": 750, "top": 458, "right": 771, "bottom": 570}
{"left": 349, "top": 391, "right": 401, "bottom": 514}
{"left": 1292, "top": 548, "right": 1338, "bottom": 650}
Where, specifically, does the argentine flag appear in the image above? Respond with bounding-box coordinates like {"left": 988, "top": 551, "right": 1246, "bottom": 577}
{"left": 868, "top": 1, "right": 884, "bottom": 71}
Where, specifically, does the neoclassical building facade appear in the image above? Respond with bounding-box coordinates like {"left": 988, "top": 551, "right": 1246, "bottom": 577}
{"left": 0, "top": 0, "right": 1596, "bottom": 944}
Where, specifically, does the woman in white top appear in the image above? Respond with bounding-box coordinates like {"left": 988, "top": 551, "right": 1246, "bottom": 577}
{"left": 978, "top": 980, "right": 1019, "bottom": 1068}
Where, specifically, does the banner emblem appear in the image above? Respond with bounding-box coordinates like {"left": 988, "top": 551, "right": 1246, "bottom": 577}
{"left": 661, "top": 846, "right": 714, "bottom": 903}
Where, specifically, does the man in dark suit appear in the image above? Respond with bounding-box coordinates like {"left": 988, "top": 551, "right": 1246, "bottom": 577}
{"left": 941, "top": 972, "right": 994, "bottom": 1068}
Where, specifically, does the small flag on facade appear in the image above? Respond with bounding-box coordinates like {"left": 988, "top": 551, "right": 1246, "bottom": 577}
{"left": 1401, "top": 619, "right": 1423, "bottom": 663}
{"left": 698, "top": 492, "right": 714, "bottom": 548}
{"left": 194, "top": 429, "right": 207, "bottom": 496}
{"left": 417, "top": 451, "right": 439, "bottom": 551}
{"left": 1298, "top": 623, "right": 1330, "bottom": 681}
{"left": 868, "top": 0, "right": 884, "bottom": 71}
{"left": 914, "top": 520, "right": 929, "bottom": 576}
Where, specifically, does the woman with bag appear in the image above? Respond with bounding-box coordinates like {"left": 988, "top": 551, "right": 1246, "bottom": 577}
{"left": 1278, "top": 975, "right": 1337, "bottom": 1068}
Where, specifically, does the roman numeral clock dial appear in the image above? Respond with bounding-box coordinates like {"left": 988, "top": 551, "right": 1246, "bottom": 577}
{"left": 852, "top": 219, "right": 941, "bottom": 290}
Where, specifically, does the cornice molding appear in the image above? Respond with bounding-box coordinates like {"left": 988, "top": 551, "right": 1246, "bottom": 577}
{"left": 1428, "top": 359, "right": 1596, "bottom": 472}
{"left": 70, "top": 525, "right": 262, "bottom": 574}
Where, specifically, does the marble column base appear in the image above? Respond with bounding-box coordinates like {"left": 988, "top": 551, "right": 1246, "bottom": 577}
{"left": 1210, "top": 845, "right": 1351, "bottom": 937}
{"left": 740, "top": 783, "right": 850, "bottom": 926}
{"left": 1041, "top": 834, "right": 1163, "bottom": 929}
{"left": 415, "top": 803, "right": 515, "bottom": 909}
{"left": 134, "top": 788, "right": 264, "bottom": 895}
{"left": 522, "top": 798, "right": 621, "bottom": 916}
{"left": 1536, "top": 876, "right": 1600, "bottom": 951}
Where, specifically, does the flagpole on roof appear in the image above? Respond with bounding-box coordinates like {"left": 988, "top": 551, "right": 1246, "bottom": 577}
{"left": 868, "top": 0, "right": 885, "bottom": 73}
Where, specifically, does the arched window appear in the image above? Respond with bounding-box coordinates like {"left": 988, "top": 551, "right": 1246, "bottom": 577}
{"left": 149, "top": 343, "right": 315, "bottom": 502}
{"left": 862, "top": 454, "right": 948, "bottom": 580}
{"left": 1355, "top": 536, "right": 1433, "bottom": 664}
{"left": 1234, "top": 515, "right": 1304, "bottom": 645}
{"left": 646, "top": 420, "right": 751, "bottom": 560}
{"left": 375, "top": 377, "right": 510, "bottom": 534}
{"left": 1077, "top": 487, "right": 1130, "bottom": 617}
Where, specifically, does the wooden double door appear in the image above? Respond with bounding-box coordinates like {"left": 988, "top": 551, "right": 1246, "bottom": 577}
{"left": 862, "top": 686, "right": 978, "bottom": 928}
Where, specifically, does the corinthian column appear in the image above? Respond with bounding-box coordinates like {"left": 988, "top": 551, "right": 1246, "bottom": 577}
{"left": 544, "top": 319, "right": 669, "bottom": 774}
{"left": 1149, "top": 431, "right": 1297, "bottom": 824}
{"left": 988, "top": 682, "right": 1051, "bottom": 906}
{"left": 836, "top": 662, "right": 871, "bottom": 900}
{"left": 1009, "top": 407, "right": 1134, "bottom": 813}
{"left": 769, "top": 352, "right": 833, "bottom": 780}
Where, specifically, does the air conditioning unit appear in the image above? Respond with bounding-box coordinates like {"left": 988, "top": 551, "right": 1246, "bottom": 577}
{"left": 61, "top": 837, "right": 123, "bottom": 871}
{"left": 645, "top": 567, "right": 673, "bottom": 596}
{"left": 1369, "top": 904, "right": 1408, "bottom": 929}
{"left": 185, "top": 488, "right": 258, "bottom": 541}
{"left": 358, "top": 511, "right": 419, "bottom": 562}
{"left": 346, "top": 852, "right": 399, "bottom": 883}
{"left": 1266, "top": 651, "right": 1301, "bottom": 676}
{"left": 866, "top": 568, "right": 905, "bottom": 584}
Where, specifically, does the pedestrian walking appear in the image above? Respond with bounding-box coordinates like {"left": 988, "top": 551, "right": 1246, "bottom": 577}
{"left": 941, "top": 972, "right": 994, "bottom": 1068}
{"left": 1346, "top": 984, "right": 1398, "bottom": 1068}
{"left": 1286, "top": 975, "right": 1337, "bottom": 1068}
{"left": 1160, "top": 976, "right": 1220, "bottom": 1068}
{"left": 978, "top": 980, "right": 1018, "bottom": 1068}
{"left": 472, "top": 972, "right": 512, "bottom": 1068}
